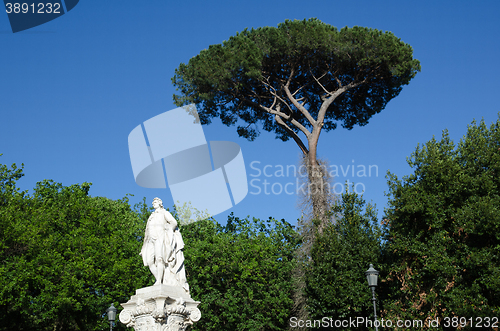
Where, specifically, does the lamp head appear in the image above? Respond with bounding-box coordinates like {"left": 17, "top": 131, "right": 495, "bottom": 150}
{"left": 106, "top": 303, "right": 117, "bottom": 322}
{"left": 365, "top": 264, "right": 379, "bottom": 288}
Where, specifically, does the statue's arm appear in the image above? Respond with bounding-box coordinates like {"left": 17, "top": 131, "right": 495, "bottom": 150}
{"left": 164, "top": 211, "right": 178, "bottom": 228}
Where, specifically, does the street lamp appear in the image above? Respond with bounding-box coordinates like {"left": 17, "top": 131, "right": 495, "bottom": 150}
{"left": 365, "top": 264, "right": 379, "bottom": 331}
{"left": 106, "top": 303, "right": 117, "bottom": 331}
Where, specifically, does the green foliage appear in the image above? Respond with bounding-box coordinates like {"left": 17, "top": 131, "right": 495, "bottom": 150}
{"left": 0, "top": 159, "right": 301, "bottom": 330}
{"left": 172, "top": 18, "right": 420, "bottom": 141}
{"left": 180, "top": 214, "right": 300, "bottom": 330}
{"left": 0, "top": 155, "right": 24, "bottom": 206}
{"left": 382, "top": 117, "right": 500, "bottom": 328}
{"left": 0, "top": 166, "right": 148, "bottom": 331}
{"left": 305, "top": 187, "right": 382, "bottom": 329}
{"left": 174, "top": 200, "right": 211, "bottom": 225}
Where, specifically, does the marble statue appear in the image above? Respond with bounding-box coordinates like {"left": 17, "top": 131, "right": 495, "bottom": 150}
{"left": 140, "top": 197, "right": 189, "bottom": 293}
{"left": 120, "top": 198, "right": 200, "bottom": 330}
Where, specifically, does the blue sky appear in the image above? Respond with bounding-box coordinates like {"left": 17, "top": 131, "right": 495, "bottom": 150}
{"left": 1, "top": 0, "right": 499, "bottom": 226}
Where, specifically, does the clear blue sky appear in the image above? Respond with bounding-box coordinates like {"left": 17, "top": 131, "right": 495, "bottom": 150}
{"left": 1, "top": 0, "right": 499, "bottom": 226}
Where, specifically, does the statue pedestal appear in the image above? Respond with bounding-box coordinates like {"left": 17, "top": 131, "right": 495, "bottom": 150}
{"left": 119, "top": 285, "right": 201, "bottom": 331}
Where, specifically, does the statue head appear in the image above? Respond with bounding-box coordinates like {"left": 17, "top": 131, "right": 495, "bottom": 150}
{"left": 152, "top": 197, "right": 163, "bottom": 209}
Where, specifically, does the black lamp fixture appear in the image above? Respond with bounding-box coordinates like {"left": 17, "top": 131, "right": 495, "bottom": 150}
{"left": 365, "top": 264, "right": 379, "bottom": 331}
{"left": 106, "top": 303, "right": 117, "bottom": 331}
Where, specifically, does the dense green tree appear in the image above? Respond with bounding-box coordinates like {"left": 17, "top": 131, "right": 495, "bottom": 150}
{"left": 0, "top": 156, "right": 25, "bottom": 272}
{"left": 0, "top": 158, "right": 302, "bottom": 331}
{"left": 305, "top": 186, "right": 382, "bottom": 330}
{"left": 180, "top": 214, "right": 300, "bottom": 330}
{"left": 382, "top": 117, "right": 500, "bottom": 329}
{"left": 172, "top": 18, "right": 420, "bottom": 223}
{"left": 0, "top": 155, "right": 24, "bottom": 200}
{"left": 0, "top": 163, "right": 148, "bottom": 331}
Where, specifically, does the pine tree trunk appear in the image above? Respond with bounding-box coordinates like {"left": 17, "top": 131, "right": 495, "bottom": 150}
{"left": 289, "top": 153, "right": 334, "bottom": 331}
{"left": 306, "top": 138, "right": 332, "bottom": 233}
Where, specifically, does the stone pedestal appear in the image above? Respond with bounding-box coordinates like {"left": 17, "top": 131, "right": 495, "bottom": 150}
{"left": 119, "top": 285, "right": 201, "bottom": 331}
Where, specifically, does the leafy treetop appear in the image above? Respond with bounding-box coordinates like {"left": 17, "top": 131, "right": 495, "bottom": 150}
{"left": 173, "top": 18, "right": 420, "bottom": 155}
{"left": 382, "top": 116, "right": 500, "bottom": 322}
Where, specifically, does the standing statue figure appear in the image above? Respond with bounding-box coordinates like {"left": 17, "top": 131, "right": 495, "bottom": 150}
{"left": 140, "top": 197, "right": 189, "bottom": 293}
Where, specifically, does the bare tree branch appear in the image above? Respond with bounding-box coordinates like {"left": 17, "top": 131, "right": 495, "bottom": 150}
{"left": 274, "top": 114, "right": 309, "bottom": 155}
{"left": 283, "top": 68, "right": 317, "bottom": 127}
{"left": 257, "top": 77, "right": 312, "bottom": 138}
{"left": 310, "top": 70, "right": 337, "bottom": 97}
{"left": 317, "top": 80, "right": 363, "bottom": 124}
{"left": 227, "top": 82, "right": 313, "bottom": 141}
{"left": 260, "top": 77, "right": 294, "bottom": 115}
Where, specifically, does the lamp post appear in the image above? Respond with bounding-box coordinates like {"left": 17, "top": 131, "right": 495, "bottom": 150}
{"left": 106, "top": 303, "right": 117, "bottom": 331}
{"left": 365, "top": 264, "right": 379, "bottom": 331}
